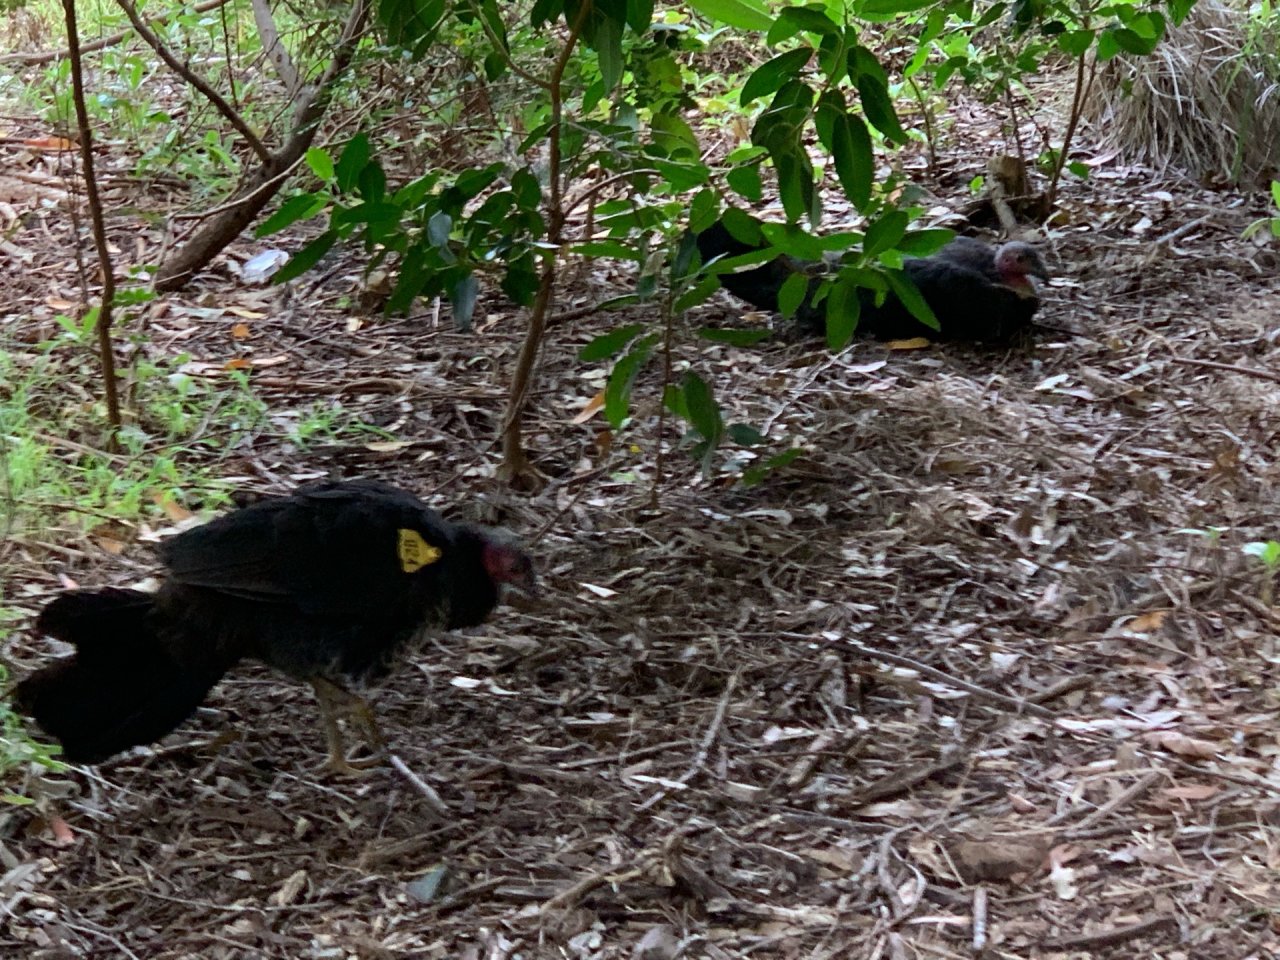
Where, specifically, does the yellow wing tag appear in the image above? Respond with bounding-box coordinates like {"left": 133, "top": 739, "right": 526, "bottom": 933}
{"left": 397, "top": 528, "right": 442, "bottom": 573}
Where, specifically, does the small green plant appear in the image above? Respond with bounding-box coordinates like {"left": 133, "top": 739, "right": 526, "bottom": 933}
{"left": 1243, "top": 181, "right": 1280, "bottom": 240}
{"left": 1243, "top": 539, "right": 1280, "bottom": 604}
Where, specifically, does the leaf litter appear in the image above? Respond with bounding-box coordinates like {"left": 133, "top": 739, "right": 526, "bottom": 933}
{"left": 2, "top": 91, "right": 1280, "bottom": 960}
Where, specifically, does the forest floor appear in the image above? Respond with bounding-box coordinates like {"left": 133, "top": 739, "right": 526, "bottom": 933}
{"left": 4, "top": 58, "right": 1280, "bottom": 960}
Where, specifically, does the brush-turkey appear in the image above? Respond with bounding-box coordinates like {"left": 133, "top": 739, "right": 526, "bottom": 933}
{"left": 13, "top": 479, "right": 537, "bottom": 775}
{"left": 694, "top": 216, "right": 1049, "bottom": 343}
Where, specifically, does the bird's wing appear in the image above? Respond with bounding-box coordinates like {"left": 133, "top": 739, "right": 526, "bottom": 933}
{"left": 161, "top": 485, "right": 460, "bottom": 618}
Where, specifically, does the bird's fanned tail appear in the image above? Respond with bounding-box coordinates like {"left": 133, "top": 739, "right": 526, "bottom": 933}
{"left": 13, "top": 589, "right": 232, "bottom": 763}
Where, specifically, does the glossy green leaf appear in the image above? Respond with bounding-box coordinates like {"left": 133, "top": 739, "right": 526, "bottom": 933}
{"left": 682, "top": 371, "right": 723, "bottom": 445}
{"left": 727, "top": 163, "right": 764, "bottom": 202}
{"left": 767, "top": 6, "right": 838, "bottom": 45}
{"left": 742, "top": 447, "right": 803, "bottom": 486}
{"left": 674, "top": 274, "right": 724, "bottom": 313}
{"left": 896, "top": 228, "right": 953, "bottom": 256}
{"left": 689, "top": 189, "right": 719, "bottom": 233}
{"left": 860, "top": 0, "right": 936, "bottom": 16}
{"left": 256, "top": 193, "right": 328, "bottom": 237}
{"left": 1056, "top": 29, "right": 1094, "bottom": 56}
{"left": 777, "top": 271, "right": 810, "bottom": 318}
{"left": 450, "top": 274, "right": 478, "bottom": 331}
{"left": 580, "top": 324, "right": 646, "bottom": 361}
{"left": 741, "top": 49, "right": 813, "bottom": 106}
{"left": 605, "top": 335, "right": 657, "bottom": 429}
{"left": 825, "top": 277, "right": 860, "bottom": 350}
{"left": 272, "top": 231, "right": 337, "bottom": 284}
{"left": 864, "top": 210, "right": 908, "bottom": 256}
{"left": 884, "top": 269, "right": 938, "bottom": 329}
{"left": 831, "top": 110, "right": 873, "bottom": 211}
{"left": 684, "top": 0, "right": 773, "bottom": 31}
{"left": 698, "top": 327, "right": 773, "bottom": 345}
{"left": 305, "top": 148, "right": 334, "bottom": 182}
{"left": 335, "top": 134, "right": 370, "bottom": 192}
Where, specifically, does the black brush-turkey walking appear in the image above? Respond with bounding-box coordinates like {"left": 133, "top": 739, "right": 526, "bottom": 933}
{"left": 13, "top": 479, "right": 537, "bottom": 774}
{"left": 694, "top": 217, "right": 1050, "bottom": 343}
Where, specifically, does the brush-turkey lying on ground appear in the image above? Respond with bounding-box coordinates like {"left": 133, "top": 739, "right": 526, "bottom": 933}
{"left": 694, "top": 216, "right": 1050, "bottom": 343}
{"left": 14, "top": 479, "right": 537, "bottom": 775}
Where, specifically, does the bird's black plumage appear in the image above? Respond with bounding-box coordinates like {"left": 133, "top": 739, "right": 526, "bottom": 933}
{"left": 695, "top": 217, "right": 1049, "bottom": 343}
{"left": 14, "top": 480, "right": 536, "bottom": 769}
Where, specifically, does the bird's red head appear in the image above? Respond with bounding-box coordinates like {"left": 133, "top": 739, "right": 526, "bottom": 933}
{"left": 994, "top": 242, "right": 1050, "bottom": 293}
{"left": 481, "top": 539, "right": 539, "bottom": 597}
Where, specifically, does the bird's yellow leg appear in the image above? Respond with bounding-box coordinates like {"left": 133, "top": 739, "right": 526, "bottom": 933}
{"left": 309, "top": 677, "right": 385, "bottom": 775}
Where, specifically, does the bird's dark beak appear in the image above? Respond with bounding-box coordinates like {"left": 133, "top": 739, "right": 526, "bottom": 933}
{"left": 512, "top": 570, "right": 540, "bottom": 600}
{"left": 1028, "top": 261, "right": 1050, "bottom": 281}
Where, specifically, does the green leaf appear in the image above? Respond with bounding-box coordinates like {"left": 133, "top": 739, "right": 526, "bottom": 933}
{"left": 1067, "top": 160, "right": 1091, "bottom": 179}
{"left": 689, "top": 188, "right": 719, "bottom": 233}
{"left": 357, "top": 163, "right": 386, "bottom": 202}
{"left": 1166, "top": 0, "right": 1195, "bottom": 26}
{"left": 256, "top": 193, "right": 328, "bottom": 237}
{"left": 896, "top": 228, "right": 953, "bottom": 256}
{"left": 684, "top": 0, "right": 773, "bottom": 31}
{"left": 720, "top": 207, "right": 765, "bottom": 246}
{"left": 1270, "top": 180, "right": 1280, "bottom": 207}
{"left": 335, "top": 134, "right": 370, "bottom": 192}
{"left": 581, "top": 323, "right": 646, "bottom": 361}
{"left": 831, "top": 110, "right": 873, "bottom": 211}
{"left": 767, "top": 6, "right": 838, "bottom": 45}
{"left": 682, "top": 371, "right": 723, "bottom": 445}
{"left": 742, "top": 447, "right": 803, "bottom": 486}
{"left": 698, "top": 327, "right": 773, "bottom": 346}
{"left": 450, "top": 273, "right": 478, "bottom": 331}
{"left": 884, "top": 269, "right": 938, "bottom": 329}
{"left": 626, "top": 0, "right": 654, "bottom": 31}
{"left": 854, "top": 70, "right": 907, "bottom": 143}
{"left": 305, "top": 148, "right": 334, "bottom": 182}
{"left": 777, "top": 271, "right": 810, "bottom": 318}
{"left": 741, "top": 49, "right": 813, "bottom": 106}
{"left": 864, "top": 210, "right": 908, "bottom": 256}
{"left": 272, "top": 231, "right": 337, "bottom": 284}
{"left": 671, "top": 229, "right": 700, "bottom": 283}
{"left": 774, "top": 147, "right": 816, "bottom": 223}
{"left": 653, "top": 158, "right": 710, "bottom": 191}
{"left": 825, "top": 277, "right": 860, "bottom": 350}
{"left": 572, "top": 240, "right": 645, "bottom": 261}
{"left": 1056, "top": 29, "right": 1094, "bottom": 56}
{"left": 859, "top": 0, "right": 936, "bottom": 17}
{"left": 726, "top": 163, "right": 764, "bottom": 202}
{"left": 728, "top": 423, "right": 766, "bottom": 445}
{"left": 593, "top": 13, "right": 623, "bottom": 90}
{"left": 674, "top": 274, "right": 724, "bottom": 313}
{"left": 1095, "top": 30, "right": 1119, "bottom": 60}
{"left": 427, "top": 211, "right": 452, "bottom": 248}
{"left": 1111, "top": 27, "right": 1157, "bottom": 55}
{"left": 1129, "top": 12, "right": 1164, "bottom": 40}
{"left": 604, "top": 335, "right": 657, "bottom": 429}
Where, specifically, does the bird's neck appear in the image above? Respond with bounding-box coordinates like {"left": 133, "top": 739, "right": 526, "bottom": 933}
{"left": 1001, "top": 272, "right": 1037, "bottom": 298}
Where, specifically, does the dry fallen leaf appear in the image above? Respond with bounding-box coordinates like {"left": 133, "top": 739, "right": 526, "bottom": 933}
{"left": 152, "top": 492, "right": 194, "bottom": 523}
{"left": 1128, "top": 609, "right": 1169, "bottom": 633}
{"left": 572, "top": 390, "right": 606, "bottom": 424}
{"left": 1161, "top": 784, "right": 1220, "bottom": 802}
{"left": 230, "top": 322, "right": 252, "bottom": 339}
{"left": 952, "top": 837, "right": 1048, "bottom": 882}
{"left": 886, "top": 336, "right": 932, "bottom": 350}
{"left": 1143, "top": 730, "right": 1220, "bottom": 759}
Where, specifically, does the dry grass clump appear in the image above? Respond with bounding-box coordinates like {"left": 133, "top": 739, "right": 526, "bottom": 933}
{"left": 1084, "top": 0, "right": 1280, "bottom": 185}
